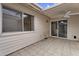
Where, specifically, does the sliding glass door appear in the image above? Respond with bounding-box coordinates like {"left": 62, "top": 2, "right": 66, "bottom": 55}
{"left": 51, "top": 21, "right": 57, "bottom": 36}
{"left": 58, "top": 20, "right": 67, "bottom": 38}
{"left": 51, "top": 20, "right": 67, "bottom": 38}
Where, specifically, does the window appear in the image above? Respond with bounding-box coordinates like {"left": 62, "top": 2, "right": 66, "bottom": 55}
{"left": 2, "top": 7, "right": 22, "bottom": 32}
{"left": 23, "top": 13, "right": 34, "bottom": 31}
{"left": 2, "top": 6, "right": 34, "bottom": 33}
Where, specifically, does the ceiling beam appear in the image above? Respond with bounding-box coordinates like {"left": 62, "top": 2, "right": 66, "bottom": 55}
{"left": 69, "top": 13, "right": 79, "bottom": 15}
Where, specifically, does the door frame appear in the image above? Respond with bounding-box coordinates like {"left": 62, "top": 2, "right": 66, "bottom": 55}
{"left": 50, "top": 19, "right": 68, "bottom": 39}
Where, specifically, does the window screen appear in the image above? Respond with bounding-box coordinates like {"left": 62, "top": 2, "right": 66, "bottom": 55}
{"left": 2, "top": 6, "right": 34, "bottom": 33}
{"left": 23, "top": 14, "right": 34, "bottom": 31}
{"left": 2, "top": 7, "right": 22, "bottom": 32}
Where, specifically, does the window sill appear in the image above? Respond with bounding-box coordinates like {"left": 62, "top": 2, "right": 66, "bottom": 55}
{"left": 0, "top": 31, "right": 34, "bottom": 37}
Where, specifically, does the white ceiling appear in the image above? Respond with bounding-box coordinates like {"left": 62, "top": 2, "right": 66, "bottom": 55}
{"left": 43, "top": 3, "right": 79, "bottom": 18}
{"left": 23, "top": 3, "right": 79, "bottom": 19}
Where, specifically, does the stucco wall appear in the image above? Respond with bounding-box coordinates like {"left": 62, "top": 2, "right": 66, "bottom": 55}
{"left": 0, "top": 3, "right": 50, "bottom": 56}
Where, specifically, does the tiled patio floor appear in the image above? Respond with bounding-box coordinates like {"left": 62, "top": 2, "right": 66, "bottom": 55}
{"left": 8, "top": 38, "right": 79, "bottom": 56}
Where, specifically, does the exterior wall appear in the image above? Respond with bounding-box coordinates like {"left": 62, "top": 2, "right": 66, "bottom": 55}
{"left": 0, "top": 4, "right": 50, "bottom": 55}
{"left": 67, "top": 15, "right": 79, "bottom": 40}
{"left": 50, "top": 15, "right": 79, "bottom": 40}
{"left": 0, "top": 4, "right": 2, "bottom": 34}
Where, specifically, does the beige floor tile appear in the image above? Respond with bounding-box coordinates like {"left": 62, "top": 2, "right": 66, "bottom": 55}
{"left": 8, "top": 38, "right": 79, "bottom": 56}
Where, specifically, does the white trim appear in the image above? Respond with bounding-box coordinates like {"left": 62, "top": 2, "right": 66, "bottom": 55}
{"left": 0, "top": 31, "right": 34, "bottom": 37}
{"left": 69, "top": 13, "right": 79, "bottom": 16}
{"left": 49, "top": 20, "right": 51, "bottom": 36}
{"left": 22, "top": 13, "right": 24, "bottom": 31}
{"left": 0, "top": 4, "right": 2, "bottom": 35}
{"left": 51, "top": 36, "right": 69, "bottom": 40}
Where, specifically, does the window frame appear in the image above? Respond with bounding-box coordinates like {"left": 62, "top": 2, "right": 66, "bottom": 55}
{"left": 1, "top": 5, "right": 34, "bottom": 36}
{"left": 2, "top": 6, "right": 23, "bottom": 32}
{"left": 23, "top": 13, "right": 34, "bottom": 31}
